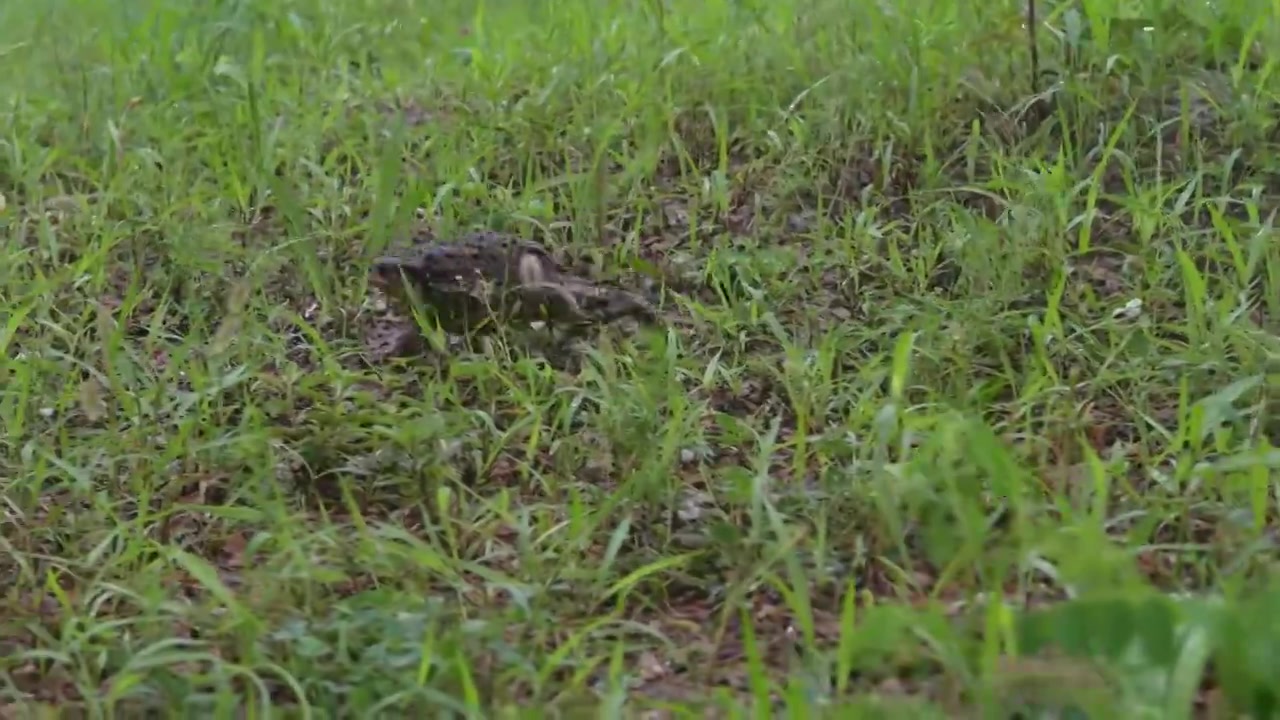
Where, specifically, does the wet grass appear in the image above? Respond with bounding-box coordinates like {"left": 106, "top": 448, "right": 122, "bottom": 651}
{"left": 3, "top": 0, "right": 1280, "bottom": 716}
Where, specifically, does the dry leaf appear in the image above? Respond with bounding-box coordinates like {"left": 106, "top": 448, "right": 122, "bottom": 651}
{"left": 77, "top": 377, "right": 107, "bottom": 422}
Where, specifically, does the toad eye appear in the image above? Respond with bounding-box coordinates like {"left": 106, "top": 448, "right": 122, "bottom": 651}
{"left": 371, "top": 260, "right": 410, "bottom": 280}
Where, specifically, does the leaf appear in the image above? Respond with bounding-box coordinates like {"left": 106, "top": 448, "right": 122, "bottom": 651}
{"left": 77, "top": 377, "right": 107, "bottom": 422}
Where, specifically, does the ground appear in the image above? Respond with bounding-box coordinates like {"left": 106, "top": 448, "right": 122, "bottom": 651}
{"left": 2, "top": 0, "right": 1280, "bottom": 716}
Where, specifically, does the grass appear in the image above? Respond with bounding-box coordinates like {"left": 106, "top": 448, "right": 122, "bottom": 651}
{"left": 3, "top": 0, "right": 1280, "bottom": 715}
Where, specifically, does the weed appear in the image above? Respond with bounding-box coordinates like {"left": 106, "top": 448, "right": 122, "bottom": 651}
{"left": 2, "top": 0, "right": 1280, "bottom": 716}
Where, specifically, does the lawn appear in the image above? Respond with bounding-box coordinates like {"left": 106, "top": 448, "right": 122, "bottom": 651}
{"left": 3, "top": 0, "right": 1280, "bottom": 716}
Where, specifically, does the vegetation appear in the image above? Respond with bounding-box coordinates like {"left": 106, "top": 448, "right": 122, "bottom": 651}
{"left": 3, "top": 0, "right": 1280, "bottom": 715}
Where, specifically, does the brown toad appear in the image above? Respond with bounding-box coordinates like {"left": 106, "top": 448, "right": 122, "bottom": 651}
{"left": 369, "top": 231, "right": 657, "bottom": 339}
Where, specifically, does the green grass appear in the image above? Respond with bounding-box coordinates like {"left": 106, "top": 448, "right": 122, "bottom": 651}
{"left": 3, "top": 0, "right": 1280, "bottom": 716}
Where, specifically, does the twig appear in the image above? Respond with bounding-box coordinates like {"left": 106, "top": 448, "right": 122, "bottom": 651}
{"left": 1028, "top": 0, "right": 1040, "bottom": 95}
